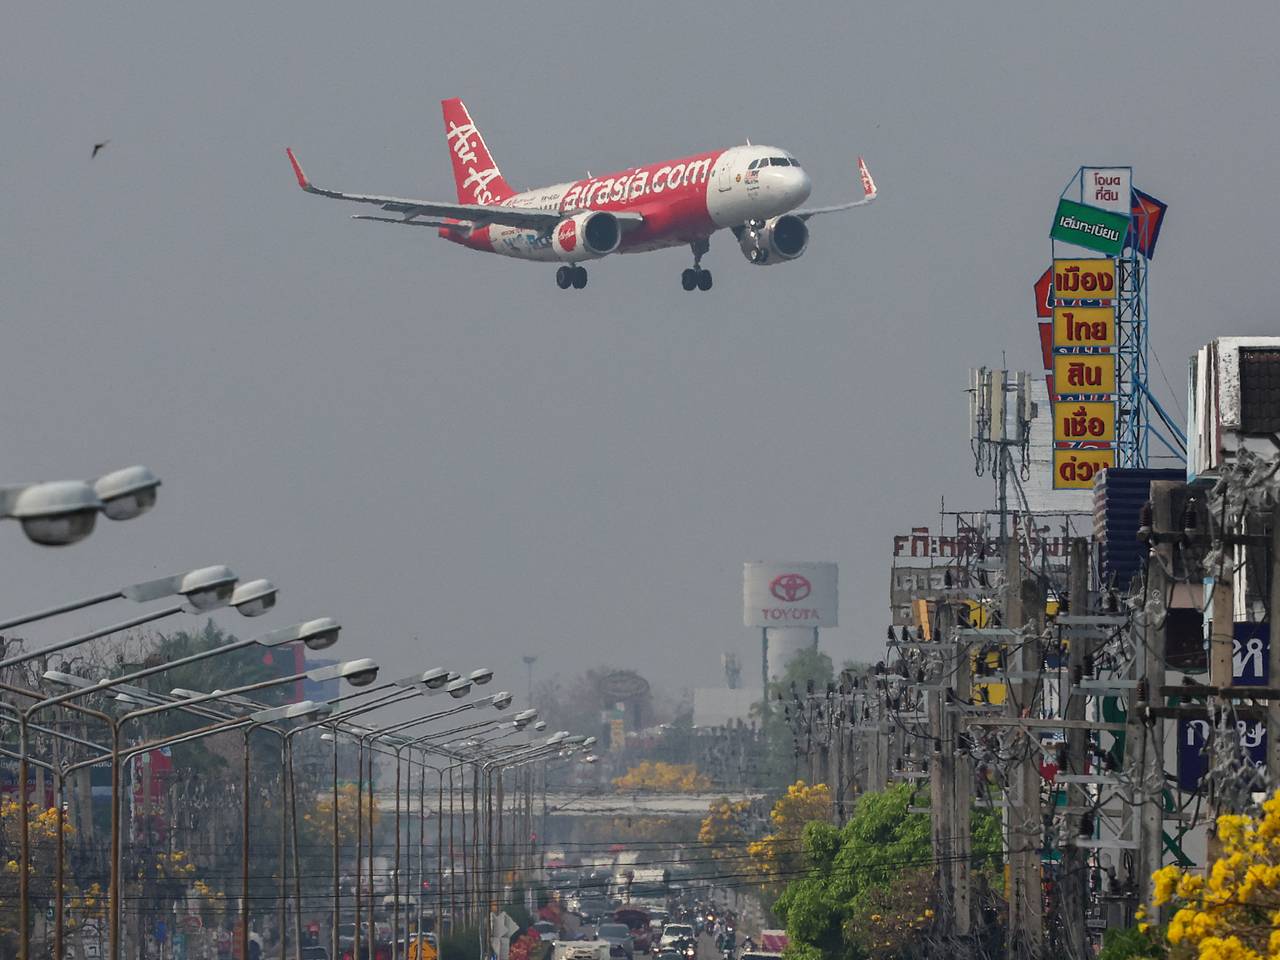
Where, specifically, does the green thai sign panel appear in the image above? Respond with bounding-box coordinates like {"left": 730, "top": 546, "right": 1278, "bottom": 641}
{"left": 1050, "top": 198, "right": 1129, "bottom": 256}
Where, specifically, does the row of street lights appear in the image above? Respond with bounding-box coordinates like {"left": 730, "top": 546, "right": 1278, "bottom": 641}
{"left": 0, "top": 465, "right": 596, "bottom": 960}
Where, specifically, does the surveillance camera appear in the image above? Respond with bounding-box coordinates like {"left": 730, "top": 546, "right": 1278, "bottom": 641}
{"left": 469, "top": 668, "right": 494, "bottom": 686}
{"left": 421, "top": 668, "right": 450, "bottom": 690}
{"left": 93, "top": 466, "right": 161, "bottom": 522}
{"left": 9, "top": 481, "right": 101, "bottom": 547}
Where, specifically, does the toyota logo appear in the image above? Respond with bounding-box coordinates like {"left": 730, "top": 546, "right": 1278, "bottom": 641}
{"left": 770, "top": 573, "right": 811, "bottom": 603}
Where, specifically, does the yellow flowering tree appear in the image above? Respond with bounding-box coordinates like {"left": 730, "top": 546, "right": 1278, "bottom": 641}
{"left": 613, "top": 762, "right": 711, "bottom": 793}
{"left": 699, "top": 798, "right": 751, "bottom": 864}
{"left": 0, "top": 800, "right": 74, "bottom": 947}
{"left": 1151, "top": 790, "right": 1280, "bottom": 960}
{"left": 748, "top": 781, "right": 832, "bottom": 879}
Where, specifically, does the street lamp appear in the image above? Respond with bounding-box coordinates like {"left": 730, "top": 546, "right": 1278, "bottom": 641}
{"left": 18, "top": 617, "right": 341, "bottom": 960}
{"left": 0, "top": 465, "right": 160, "bottom": 546}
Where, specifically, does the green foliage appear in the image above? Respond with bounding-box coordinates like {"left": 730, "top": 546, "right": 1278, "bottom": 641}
{"left": 1098, "top": 924, "right": 1166, "bottom": 960}
{"left": 773, "top": 783, "right": 1003, "bottom": 960}
{"left": 439, "top": 923, "right": 482, "bottom": 960}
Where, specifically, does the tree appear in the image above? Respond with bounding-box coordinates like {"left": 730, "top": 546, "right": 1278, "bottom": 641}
{"left": 773, "top": 783, "right": 1002, "bottom": 960}
{"left": 613, "top": 762, "right": 710, "bottom": 793}
{"left": 1150, "top": 789, "right": 1280, "bottom": 960}
{"left": 699, "top": 798, "right": 752, "bottom": 875}
{"left": 0, "top": 800, "right": 73, "bottom": 950}
{"left": 748, "top": 781, "right": 831, "bottom": 880}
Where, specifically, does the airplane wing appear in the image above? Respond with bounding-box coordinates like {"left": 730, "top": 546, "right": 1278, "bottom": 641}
{"left": 286, "top": 149, "right": 643, "bottom": 232}
{"left": 793, "top": 156, "right": 878, "bottom": 220}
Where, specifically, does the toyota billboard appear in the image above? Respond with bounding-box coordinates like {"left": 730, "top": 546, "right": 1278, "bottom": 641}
{"left": 743, "top": 561, "right": 838, "bottom": 628}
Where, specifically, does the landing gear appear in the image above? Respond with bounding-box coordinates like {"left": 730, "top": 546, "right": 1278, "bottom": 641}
{"left": 556, "top": 265, "right": 588, "bottom": 290}
{"left": 682, "top": 239, "right": 713, "bottom": 292}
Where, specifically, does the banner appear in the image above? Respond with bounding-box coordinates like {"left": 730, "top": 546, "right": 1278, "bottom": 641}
{"left": 1050, "top": 199, "right": 1130, "bottom": 256}
{"left": 1034, "top": 267, "right": 1053, "bottom": 318}
{"left": 1128, "top": 188, "right": 1168, "bottom": 259}
{"left": 1052, "top": 259, "right": 1116, "bottom": 300}
{"left": 1082, "top": 167, "right": 1132, "bottom": 213}
{"left": 1052, "top": 401, "right": 1116, "bottom": 442}
{"left": 1053, "top": 353, "right": 1116, "bottom": 394}
{"left": 1052, "top": 306, "right": 1116, "bottom": 349}
{"left": 1052, "top": 449, "right": 1115, "bottom": 489}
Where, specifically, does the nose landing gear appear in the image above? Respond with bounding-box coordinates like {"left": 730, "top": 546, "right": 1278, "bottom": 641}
{"left": 681, "top": 239, "right": 713, "bottom": 292}
{"left": 556, "top": 265, "right": 588, "bottom": 290}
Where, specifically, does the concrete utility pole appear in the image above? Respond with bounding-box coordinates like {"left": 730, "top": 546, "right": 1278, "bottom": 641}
{"left": 1005, "top": 537, "right": 1044, "bottom": 960}
{"left": 928, "top": 601, "right": 961, "bottom": 933}
{"left": 1208, "top": 486, "right": 1236, "bottom": 862}
{"left": 1268, "top": 504, "right": 1280, "bottom": 783}
{"left": 1059, "top": 538, "right": 1092, "bottom": 960}
{"left": 1137, "top": 484, "right": 1175, "bottom": 908}
{"left": 951, "top": 607, "right": 973, "bottom": 939}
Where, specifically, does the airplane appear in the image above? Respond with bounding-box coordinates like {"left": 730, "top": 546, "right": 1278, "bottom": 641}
{"left": 285, "top": 98, "right": 877, "bottom": 292}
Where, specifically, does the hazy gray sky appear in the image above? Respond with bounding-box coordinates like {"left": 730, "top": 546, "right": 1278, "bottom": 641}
{"left": 5, "top": 2, "right": 1278, "bottom": 705}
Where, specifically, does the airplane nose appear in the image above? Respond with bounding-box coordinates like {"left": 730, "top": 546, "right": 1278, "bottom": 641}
{"left": 791, "top": 167, "right": 812, "bottom": 204}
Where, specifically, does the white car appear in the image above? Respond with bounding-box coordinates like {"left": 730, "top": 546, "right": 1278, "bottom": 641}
{"left": 660, "top": 925, "right": 695, "bottom": 950}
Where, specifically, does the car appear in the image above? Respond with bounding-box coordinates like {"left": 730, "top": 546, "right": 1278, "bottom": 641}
{"left": 659, "top": 925, "right": 695, "bottom": 950}
{"left": 596, "top": 923, "right": 635, "bottom": 959}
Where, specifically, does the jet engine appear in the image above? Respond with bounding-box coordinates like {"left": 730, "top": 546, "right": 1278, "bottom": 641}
{"left": 552, "top": 211, "right": 622, "bottom": 260}
{"left": 737, "top": 214, "right": 809, "bottom": 265}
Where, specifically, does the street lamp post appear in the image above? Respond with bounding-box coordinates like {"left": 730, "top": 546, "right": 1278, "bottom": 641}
{"left": 25, "top": 617, "right": 340, "bottom": 960}
{"left": 0, "top": 465, "right": 160, "bottom": 547}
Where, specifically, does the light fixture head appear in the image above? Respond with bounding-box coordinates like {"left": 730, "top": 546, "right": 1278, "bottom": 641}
{"left": 490, "top": 691, "right": 513, "bottom": 710}
{"left": 421, "top": 668, "right": 450, "bottom": 690}
{"left": 179, "top": 565, "right": 239, "bottom": 612}
{"left": 469, "top": 667, "right": 494, "bottom": 686}
{"left": 10, "top": 481, "right": 101, "bottom": 546}
{"left": 93, "top": 465, "right": 161, "bottom": 521}
{"left": 514, "top": 708, "right": 538, "bottom": 723}
{"left": 582, "top": 736, "right": 597, "bottom": 747}
{"left": 533, "top": 720, "right": 547, "bottom": 731}
{"left": 230, "top": 579, "right": 278, "bottom": 617}
{"left": 446, "top": 678, "right": 472, "bottom": 699}
{"left": 337, "top": 658, "right": 380, "bottom": 687}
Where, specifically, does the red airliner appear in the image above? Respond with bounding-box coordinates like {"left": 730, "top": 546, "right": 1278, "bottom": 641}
{"left": 286, "top": 98, "right": 877, "bottom": 292}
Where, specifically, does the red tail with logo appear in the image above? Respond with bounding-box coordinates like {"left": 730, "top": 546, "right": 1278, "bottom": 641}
{"left": 441, "top": 98, "right": 516, "bottom": 206}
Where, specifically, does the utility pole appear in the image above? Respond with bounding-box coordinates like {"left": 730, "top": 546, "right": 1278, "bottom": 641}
{"left": 1059, "top": 538, "right": 1092, "bottom": 960}
{"left": 1268, "top": 504, "right": 1280, "bottom": 783}
{"left": 951, "top": 611, "right": 973, "bottom": 940}
{"left": 1137, "top": 485, "right": 1174, "bottom": 908}
{"left": 1005, "top": 537, "right": 1043, "bottom": 960}
{"left": 929, "top": 602, "right": 957, "bottom": 932}
{"left": 1208, "top": 487, "right": 1236, "bottom": 862}
{"left": 522, "top": 656, "right": 537, "bottom": 706}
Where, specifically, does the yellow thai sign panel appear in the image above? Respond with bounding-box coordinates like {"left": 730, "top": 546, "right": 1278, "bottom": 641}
{"left": 1052, "top": 306, "right": 1115, "bottom": 349}
{"left": 1053, "top": 353, "right": 1116, "bottom": 394}
{"left": 1053, "top": 401, "right": 1116, "bottom": 442}
{"left": 1053, "top": 449, "right": 1115, "bottom": 489}
{"left": 1052, "top": 259, "right": 1117, "bottom": 299}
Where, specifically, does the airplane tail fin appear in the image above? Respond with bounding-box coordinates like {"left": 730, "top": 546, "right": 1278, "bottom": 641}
{"left": 441, "top": 98, "right": 516, "bottom": 206}
{"left": 857, "top": 156, "right": 877, "bottom": 200}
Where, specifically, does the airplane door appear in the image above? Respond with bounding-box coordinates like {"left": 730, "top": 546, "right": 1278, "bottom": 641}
{"left": 716, "top": 154, "right": 734, "bottom": 192}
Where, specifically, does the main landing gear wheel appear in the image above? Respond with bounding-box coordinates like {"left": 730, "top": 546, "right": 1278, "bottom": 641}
{"left": 683, "top": 238, "right": 712, "bottom": 292}
{"left": 556, "top": 265, "right": 588, "bottom": 290}
{"left": 681, "top": 268, "right": 712, "bottom": 291}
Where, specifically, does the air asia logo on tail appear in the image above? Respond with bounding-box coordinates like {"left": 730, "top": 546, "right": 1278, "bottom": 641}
{"left": 556, "top": 220, "right": 577, "bottom": 252}
{"left": 441, "top": 98, "right": 515, "bottom": 206}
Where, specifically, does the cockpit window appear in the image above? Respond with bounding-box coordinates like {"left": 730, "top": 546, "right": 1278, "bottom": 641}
{"left": 748, "top": 159, "right": 760, "bottom": 170}
{"left": 769, "top": 157, "right": 792, "bottom": 167}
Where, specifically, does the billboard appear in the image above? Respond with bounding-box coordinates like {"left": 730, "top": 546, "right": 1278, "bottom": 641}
{"left": 744, "top": 561, "right": 838, "bottom": 628}
{"left": 1050, "top": 199, "right": 1129, "bottom": 256}
{"left": 1052, "top": 259, "right": 1116, "bottom": 300}
{"left": 1081, "top": 167, "right": 1132, "bottom": 213}
{"left": 1053, "top": 353, "right": 1116, "bottom": 394}
{"left": 1052, "top": 401, "right": 1116, "bottom": 442}
{"left": 1053, "top": 306, "right": 1115, "bottom": 349}
{"left": 1052, "top": 449, "right": 1115, "bottom": 489}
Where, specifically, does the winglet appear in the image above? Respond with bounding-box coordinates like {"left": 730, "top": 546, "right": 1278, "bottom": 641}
{"left": 858, "top": 156, "right": 877, "bottom": 200}
{"left": 286, "top": 148, "right": 311, "bottom": 191}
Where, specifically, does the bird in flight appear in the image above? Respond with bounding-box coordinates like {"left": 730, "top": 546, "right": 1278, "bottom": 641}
{"left": 91, "top": 140, "right": 110, "bottom": 158}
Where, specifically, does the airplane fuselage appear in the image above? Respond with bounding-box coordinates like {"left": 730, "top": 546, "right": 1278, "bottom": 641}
{"left": 445, "top": 144, "right": 812, "bottom": 260}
